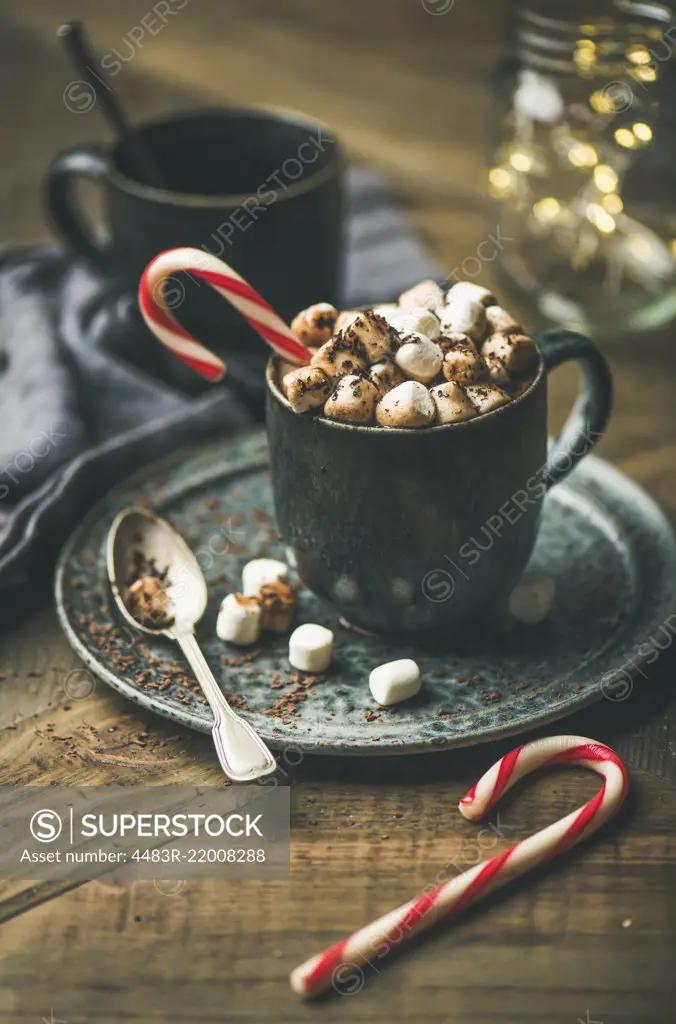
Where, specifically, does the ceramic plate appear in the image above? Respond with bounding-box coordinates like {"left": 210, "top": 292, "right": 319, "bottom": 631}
{"left": 55, "top": 430, "right": 676, "bottom": 755}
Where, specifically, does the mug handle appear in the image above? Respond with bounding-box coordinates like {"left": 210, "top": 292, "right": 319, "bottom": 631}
{"left": 534, "top": 328, "right": 613, "bottom": 489}
{"left": 44, "top": 145, "right": 112, "bottom": 271}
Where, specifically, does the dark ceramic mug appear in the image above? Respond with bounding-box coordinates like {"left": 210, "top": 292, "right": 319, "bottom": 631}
{"left": 44, "top": 107, "right": 344, "bottom": 383}
{"left": 266, "top": 329, "right": 612, "bottom": 637}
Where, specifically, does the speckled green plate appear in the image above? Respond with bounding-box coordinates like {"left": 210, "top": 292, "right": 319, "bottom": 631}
{"left": 55, "top": 429, "right": 676, "bottom": 755}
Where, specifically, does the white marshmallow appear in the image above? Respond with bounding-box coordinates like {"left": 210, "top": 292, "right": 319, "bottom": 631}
{"left": 369, "top": 658, "right": 421, "bottom": 706}
{"left": 464, "top": 383, "right": 510, "bottom": 415}
{"left": 216, "top": 593, "right": 262, "bottom": 646}
{"left": 438, "top": 298, "right": 487, "bottom": 342}
{"left": 289, "top": 622, "right": 334, "bottom": 672}
{"left": 291, "top": 303, "right": 338, "bottom": 345}
{"left": 508, "top": 573, "right": 556, "bottom": 625}
{"left": 400, "top": 306, "right": 441, "bottom": 340}
{"left": 398, "top": 279, "right": 444, "bottom": 312}
{"left": 446, "top": 281, "right": 496, "bottom": 307}
{"left": 485, "top": 305, "right": 521, "bottom": 334}
{"left": 311, "top": 336, "right": 367, "bottom": 380}
{"left": 283, "top": 365, "right": 332, "bottom": 413}
{"left": 376, "top": 380, "right": 436, "bottom": 428}
{"left": 441, "top": 335, "right": 485, "bottom": 384}
{"left": 242, "top": 558, "right": 288, "bottom": 596}
{"left": 344, "top": 310, "right": 397, "bottom": 362}
{"left": 368, "top": 358, "right": 405, "bottom": 397}
{"left": 394, "top": 332, "right": 443, "bottom": 383}
{"left": 323, "top": 374, "right": 378, "bottom": 424}
{"left": 375, "top": 306, "right": 411, "bottom": 334}
{"left": 430, "top": 381, "right": 477, "bottom": 424}
{"left": 482, "top": 332, "right": 538, "bottom": 375}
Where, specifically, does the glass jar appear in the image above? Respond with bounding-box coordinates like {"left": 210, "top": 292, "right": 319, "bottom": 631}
{"left": 490, "top": 0, "right": 676, "bottom": 336}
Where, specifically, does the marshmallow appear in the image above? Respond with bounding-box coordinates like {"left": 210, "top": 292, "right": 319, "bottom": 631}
{"left": 289, "top": 622, "right": 334, "bottom": 672}
{"left": 369, "top": 658, "right": 421, "bottom": 706}
{"left": 335, "top": 309, "right": 361, "bottom": 334}
{"left": 429, "top": 381, "right": 477, "bottom": 424}
{"left": 242, "top": 558, "right": 288, "bottom": 596}
{"left": 375, "top": 306, "right": 411, "bottom": 333}
{"left": 291, "top": 303, "right": 338, "bottom": 345}
{"left": 438, "top": 298, "right": 487, "bottom": 342}
{"left": 482, "top": 352, "right": 512, "bottom": 386}
{"left": 283, "top": 365, "right": 332, "bottom": 413}
{"left": 446, "top": 281, "right": 496, "bottom": 307}
{"left": 376, "top": 380, "right": 436, "bottom": 428}
{"left": 373, "top": 303, "right": 399, "bottom": 317}
{"left": 398, "top": 279, "right": 444, "bottom": 312}
{"left": 464, "top": 383, "right": 511, "bottom": 415}
{"left": 258, "top": 581, "right": 296, "bottom": 633}
{"left": 323, "top": 374, "right": 379, "bottom": 425}
{"left": 216, "top": 593, "right": 262, "bottom": 646}
{"left": 441, "top": 334, "right": 485, "bottom": 384}
{"left": 508, "top": 573, "right": 556, "bottom": 625}
{"left": 400, "top": 306, "right": 441, "bottom": 341}
{"left": 485, "top": 305, "right": 521, "bottom": 334}
{"left": 394, "top": 332, "right": 443, "bottom": 383}
{"left": 344, "top": 310, "right": 398, "bottom": 362}
{"left": 482, "top": 332, "right": 538, "bottom": 375}
{"left": 368, "top": 358, "right": 405, "bottom": 397}
{"left": 311, "top": 335, "right": 368, "bottom": 380}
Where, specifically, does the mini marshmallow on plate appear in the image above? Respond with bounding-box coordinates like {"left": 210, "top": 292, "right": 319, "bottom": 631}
{"left": 289, "top": 622, "right": 334, "bottom": 672}
{"left": 242, "top": 558, "right": 288, "bottom": 595}
{"left": 394, "top": 333, "right": 443, "bottom": 383}
{"left": 216, "top": 593, "right": 262, "bottom": 646}
{"left": 376, "top": 379, "right": 436, "bottom": 428}
{"left": 508, "top": 573, "right": 556, "bottom": 625}
{"left": 369, "top": 658, "right": 421, "bottom": 706}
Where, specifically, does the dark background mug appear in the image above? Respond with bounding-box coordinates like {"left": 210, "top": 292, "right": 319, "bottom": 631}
{"left": 267, "top": 329, "right": 613, "bottom": 638}
{"left": 44, "top": 106, "right": 345, "bottom": 389}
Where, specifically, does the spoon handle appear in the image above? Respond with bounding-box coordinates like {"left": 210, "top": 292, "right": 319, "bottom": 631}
{"left": 176, "top": 633, "right": 277, "bottom": 783}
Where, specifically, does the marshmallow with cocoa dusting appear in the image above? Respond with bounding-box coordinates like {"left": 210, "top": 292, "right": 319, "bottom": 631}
{"left": 311, "top": 335, "right": 367, "bottom": 380}
{"left": 376, "top": 380, "right": 436, "bottom": 428}
{"left": 335, "top": 309, "right": 361, "bottom": 334}
{"left": 217, "top": 593, "right": 262, "bottom": 646}
{"left": 368, "top": 358, "right": 405, "bottom": 396}
{"left": 438, "top": 298, "right": 486, "bottom": 342}
{"left": 464, "top": 383, "right": 511, "bottom": 414}
{"left": 440, "top": 334, "right": 485, "bottom": 384}
{"left": 344, "top": 310, "right": 398, "bottom": 362}
{"left": 283, "top": 365, "right": 332, "bottom": 413}
{"left": 291, "top": 303, "right": 338, "bottom": 345}
{"left": 485, "top": 305, "right": 521, "bottom": 334}
{"left": 398, "top": 279, "right": 444, "bottom": 312}
{"left": 446, "top": 281, "right": 496, "bottom": 307}
{"left": 429, "top": 381, "right": 477, "bottom": 424}
{"left": 394, "top": 332, "right": 443, "bottom": 383}
{"left": 258, "top": 580, "right": 296, "bottom": 633}
{"left": 323, "top": 374, "right": 379, "bottom": 424}
{"left": 482, "top": 332, "right": 538, "bottom": 375}
{"left": 242, "top": 558, "right": 288, "bottom": 596}
{"left": 375, "top": 306, "right": 411, "bottom": 334}
{"left": 482, "top": 353, "right": 512, "bottom": 386}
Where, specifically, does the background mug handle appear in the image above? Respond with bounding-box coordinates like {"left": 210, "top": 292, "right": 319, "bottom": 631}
{"left": 44, "top": 144, "right": 112, "bottom": 272}
{"left": 533, "top": 328, "right": 613, "bottom": 489}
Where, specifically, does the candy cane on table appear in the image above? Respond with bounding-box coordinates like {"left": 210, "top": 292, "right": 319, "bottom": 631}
{"left": 290, "top": 734, "right": 629, "bottom": 999}
{"left": 138, "top": 247, "right": 313, "bottom": 383}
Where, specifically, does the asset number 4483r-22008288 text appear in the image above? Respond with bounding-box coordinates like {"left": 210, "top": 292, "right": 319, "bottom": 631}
{"left": 131, "top": 848, "right": 267, "bottom": 864}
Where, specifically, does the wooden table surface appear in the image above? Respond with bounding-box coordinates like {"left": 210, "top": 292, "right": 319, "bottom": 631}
{"left": 1, "top": 2, "right": 676, "bottom": 1022}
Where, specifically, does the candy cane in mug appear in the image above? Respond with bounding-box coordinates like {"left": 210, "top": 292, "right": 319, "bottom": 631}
{"left": 138, "top": 247, "right": 313, "bottom": 382}
{"left": 290, "top": 734, "right": 629, "bottom": 998}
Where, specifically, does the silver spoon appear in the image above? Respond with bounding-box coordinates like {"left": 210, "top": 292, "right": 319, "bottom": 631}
{"left": 106, "top": 507, "right": 277, "bottom": 782}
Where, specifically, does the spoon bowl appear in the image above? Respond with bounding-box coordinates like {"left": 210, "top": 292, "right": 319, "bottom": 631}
{"left": 107, "top": 507, "right": 277, "bottom": 782}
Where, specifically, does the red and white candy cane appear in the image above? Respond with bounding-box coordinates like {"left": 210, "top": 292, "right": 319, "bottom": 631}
{"left": 138, "top": 247, "right": 312, "bottom": 383}
{"left": 290, "top": 734, "right": 628, "bottom": 999}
